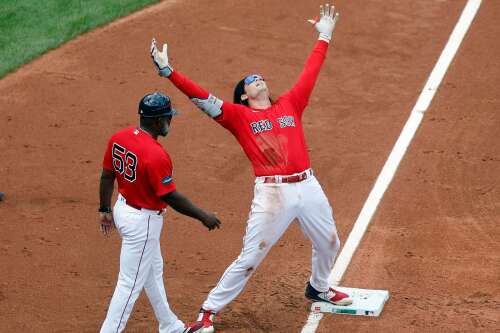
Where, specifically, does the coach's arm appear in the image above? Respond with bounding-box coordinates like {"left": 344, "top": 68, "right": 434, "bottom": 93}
{"left": 162, "top": 190, "right": 221, "bottom": 231}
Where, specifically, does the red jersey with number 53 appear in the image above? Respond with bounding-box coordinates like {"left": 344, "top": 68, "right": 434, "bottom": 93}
{"left": 102, "top": 127, "right": 175, "bottom": 210}
{"left": 168, "top": 40, "right": 329, "bottom": 176}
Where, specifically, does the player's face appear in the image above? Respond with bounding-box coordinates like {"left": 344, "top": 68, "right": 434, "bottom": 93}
{"left": 244, "top": 74, "right": 269, "bottom": 100}
{"left": 158, "top": 116, "right": 172, "bottom": 137}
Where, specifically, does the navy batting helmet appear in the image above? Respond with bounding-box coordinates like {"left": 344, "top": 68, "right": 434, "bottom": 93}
{"left": 138, "top": 92, "right": 177, "bottom": 117}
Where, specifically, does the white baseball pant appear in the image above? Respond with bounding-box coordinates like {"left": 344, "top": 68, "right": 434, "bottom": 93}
{"left": 100, "top": 195, "right": 185, "bottom": 333}
{"left": 202, "top": 170, "right": 340, "bottom": 312}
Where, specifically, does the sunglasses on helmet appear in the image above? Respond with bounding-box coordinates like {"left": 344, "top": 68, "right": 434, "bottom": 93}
{"left": 244, "top": 74, "right": 264, "bottom": 85}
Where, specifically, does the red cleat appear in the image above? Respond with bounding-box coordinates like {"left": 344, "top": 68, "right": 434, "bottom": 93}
{"left": 185, "top": 309, "right": 215, "bottom": 333}
{"left": 305, "top": 282, "right": 353, "bottom": 306}
{"left": 183, "top": 321, "right": 204, "bottom": 333}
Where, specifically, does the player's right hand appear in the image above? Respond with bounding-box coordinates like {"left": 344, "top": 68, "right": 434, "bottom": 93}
{"left": 308, "top": 4, "right": 339, "bottom": 42}
{"left": 150, "top": 38, "right": 173, "bottom": 77}
{"left": 98, "top": 212, "right": 115, "bottom": 237}
{"left": 201, "top": 213, "right": 221, "bottom": 231}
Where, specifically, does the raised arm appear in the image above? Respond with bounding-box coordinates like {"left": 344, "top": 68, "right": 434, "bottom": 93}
{"left": 284, "top": 4, "right": 340, "bottom": 116}
{"left": 150, "top": 39, "right": 225, "bottom": 119}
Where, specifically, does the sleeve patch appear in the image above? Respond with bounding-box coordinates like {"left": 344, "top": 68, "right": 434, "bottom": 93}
{"left": 161, "top": 176, "right": 173, "bottom": 185}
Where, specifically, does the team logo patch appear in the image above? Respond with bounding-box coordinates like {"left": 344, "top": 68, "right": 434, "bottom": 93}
{"left": 162, "top": 176, "right": 173, "bottom": 185}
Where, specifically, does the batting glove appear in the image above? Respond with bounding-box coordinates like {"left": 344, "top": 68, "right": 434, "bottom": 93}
{"left": 308, "top": 4, "right": 339, "bottom": 42}
{"left": 151, "top": 38, "right": 173, "bottom": 77}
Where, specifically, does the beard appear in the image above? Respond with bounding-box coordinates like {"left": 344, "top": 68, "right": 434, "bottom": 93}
{"left": 159, "top": 124, "right": 170, "bottom": 137}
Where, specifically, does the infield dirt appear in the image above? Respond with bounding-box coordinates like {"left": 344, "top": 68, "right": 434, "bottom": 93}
{"left": 0, "top": 0, "right": 499, "bottom": 332}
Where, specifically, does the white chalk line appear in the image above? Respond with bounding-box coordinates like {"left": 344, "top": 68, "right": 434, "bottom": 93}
{"left": 301, "top": 0, "right": 482, "bottom": 331}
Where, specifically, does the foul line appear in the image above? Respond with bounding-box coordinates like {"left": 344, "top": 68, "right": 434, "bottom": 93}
{"left": 301, "top": 0, "right": 482, "bottom": 332}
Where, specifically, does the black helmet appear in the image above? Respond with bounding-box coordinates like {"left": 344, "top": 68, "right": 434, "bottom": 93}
{"left": 138, "top": 92, "right": 177, "bottom": 118}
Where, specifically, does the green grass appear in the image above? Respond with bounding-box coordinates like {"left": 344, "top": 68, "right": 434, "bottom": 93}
{"left": 0, "top": 0, "right": 159, "bottom": 78}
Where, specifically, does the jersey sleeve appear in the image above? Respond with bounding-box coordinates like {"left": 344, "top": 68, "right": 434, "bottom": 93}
{"left": 213, "top": 102, "right": 247, "bottom": 130}
{"left": 169, "top": 70, "right": 211, "bottom": 100}
{"left": 102, "top": 137, "right": 114, "bottom": 171}
{"left": 280, "top": 40, "right": 329, "bottom": 118}
{"left": 168, "top": 70, "right": 242, "bottom": 129}
{"left": 147, "top": 150, "right": 176, "bottom": 197}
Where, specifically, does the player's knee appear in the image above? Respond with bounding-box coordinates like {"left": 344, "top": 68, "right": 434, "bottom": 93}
{"left": 330, "top": 233, "right": 340, "bottom": 252}
{"left": 239, "top": 248, "right": 267, "bottom": 270}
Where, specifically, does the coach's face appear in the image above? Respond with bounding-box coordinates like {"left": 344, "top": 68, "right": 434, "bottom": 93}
{"left": 158, "top": 116, "right": 172, "bottom": 137}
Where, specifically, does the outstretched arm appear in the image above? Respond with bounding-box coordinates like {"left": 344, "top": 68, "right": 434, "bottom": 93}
{"left": 161, "top": 190, "right": 221, "bottom": 231}
{"left": 150, "top": 39, "right": 224, "bottom": 119}
{"left": 285, "top": 4, "right": 340, "bottom": 116}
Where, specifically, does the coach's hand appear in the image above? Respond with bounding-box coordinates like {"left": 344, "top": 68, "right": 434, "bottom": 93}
{"left": 308, "top": 4, "right": 339, "bottom": 42}
{"left": 150, "top": 38, "right": 173, "bottom": 77}
{"left": 98, "top": 211, "right": 115, "bottom": 237}
{"left": 201, "top": 212, "right": 221, "bottom": 231}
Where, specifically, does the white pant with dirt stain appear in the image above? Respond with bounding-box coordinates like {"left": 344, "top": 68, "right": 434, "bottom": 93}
{"left": 202, "top": 170, "right": 340, "bottom": 313}
{"left": 100, "top": 195, "right": 185, "bottom": 333}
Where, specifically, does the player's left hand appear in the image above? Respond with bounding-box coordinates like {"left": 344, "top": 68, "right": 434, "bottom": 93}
{"left": 98, "top": 212, "right": 115, "bottom": 237}
{"left": 150, "top": 38, "right": 173, "bottom": 77}
{"left": 308, "top": 3, "right": 340, "bottom": 42}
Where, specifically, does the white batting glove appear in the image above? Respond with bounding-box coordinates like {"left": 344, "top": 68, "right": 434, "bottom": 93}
{"left": 150, "top": 38, "right": 173, "bottom": 77}
{"left": 308, "top": 4, "right": 339, "bottom": 42}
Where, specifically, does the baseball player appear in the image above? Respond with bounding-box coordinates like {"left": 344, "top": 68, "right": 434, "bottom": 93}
{"left": 150, "top": 4, "right": 352, "bottom": 332}
{"left": 98, "top": 92, "right": 220, "bottom": 333}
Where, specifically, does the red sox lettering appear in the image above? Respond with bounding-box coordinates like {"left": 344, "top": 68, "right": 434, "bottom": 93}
{"left": 277, "top": 115, "right": 296, "bottom": 128}
{"left": 250, "top": 115, "right": 296, "bottom": 135}
{"left": 250, "top": 119, "right": 272, "bottom": 134}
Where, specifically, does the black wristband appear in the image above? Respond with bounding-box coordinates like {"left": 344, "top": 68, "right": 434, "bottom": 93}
{"left": 98, "top": 207, "right": 112, "bottom": 213}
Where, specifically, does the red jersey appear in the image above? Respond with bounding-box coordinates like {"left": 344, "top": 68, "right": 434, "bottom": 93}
{"left": 168, "top": 40, "right": 329, "bottom": 176}
{"left": 102, "top": 127, "right": 176, "bottom": 210}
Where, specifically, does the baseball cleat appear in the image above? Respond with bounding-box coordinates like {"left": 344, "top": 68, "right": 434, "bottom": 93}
{"left": 186, "top": 309, "right": 215, "bottom": 333}
{"left": 0, "top": 192, "right": 4, "bottom": 202}
{"left": 183, "top": 321, "right": 204, "bottom": 333}
{"left": 305, "top": 282, "right": 353, "bottom": 306}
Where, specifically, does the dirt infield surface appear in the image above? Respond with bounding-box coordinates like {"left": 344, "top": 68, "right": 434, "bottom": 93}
{"left": 1, "top": 0, "right": 499, "bottom": 332}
